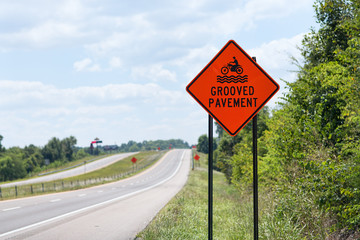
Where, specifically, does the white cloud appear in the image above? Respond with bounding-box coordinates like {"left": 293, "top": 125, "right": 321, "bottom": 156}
{"left": 172, "top": 44, "right": 219, "bottom": 80}
{"left": 81, "top": 0, "right": 311, "bottom": 63}
{"left": 73, "top": 58, "right": 92, "bottom": 71}
{"left": 243, "top": 0, "right": 311, "bottom": 20}
{"left": 0, "top": 80, "right": 187, "bottom": 146}
{"left": 0, "top": 80, "right": 185, "bottom": 112}
{"left": 56, "top": 0, "right": 89, "bottom": 20}
{"left": 73, "top": 58, "right": 101, "bottom": 72}
{"left": 132, "top": 64, "right": 177, "bottom": 82}
{"left": 0, "top": 0, "right": 315, "bottom": 147}
{"left": 0, "top": 21, "right": 86, "bottom": 49}
{"left": 248, "top": 33, "right": 305, "bottom": 70}
{"left": 109, "top": 57, "right": 123, "bottom": 69}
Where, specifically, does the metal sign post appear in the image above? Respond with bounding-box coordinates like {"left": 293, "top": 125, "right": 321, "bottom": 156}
{"left": 253, "top": 114, "right": 258, "bottom": 240}
{"left": 252, "top": 56, "right": 259, "bottom": 240}
{"left": 208, "top": 115, "right": 214, "bottom": 240}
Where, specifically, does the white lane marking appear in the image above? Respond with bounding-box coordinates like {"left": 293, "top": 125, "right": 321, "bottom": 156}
{"left": 50, "top": 199, "right": 61, "bottom": 203}
{"left": 3, "top": 207, "right": 21, "bottom": 212}
{"left": 0, "top": 150, "right": 187, "bottom": 239}
{"left": 78, "top": 194, "right": 86, "bottom": 197}
{"left": 97, "top": 190, "right": 103, "bottom": 193}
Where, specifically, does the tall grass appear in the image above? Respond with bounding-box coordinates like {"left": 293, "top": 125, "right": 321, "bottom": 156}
{"left": 136, "top": 152, "right": 308, "bottom": 240}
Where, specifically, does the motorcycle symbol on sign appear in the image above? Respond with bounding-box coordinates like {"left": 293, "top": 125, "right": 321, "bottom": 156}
{"left": 221, "top": 57, "right": 243, "bottom": 75}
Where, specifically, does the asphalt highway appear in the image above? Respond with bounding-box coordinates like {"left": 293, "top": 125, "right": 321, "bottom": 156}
{"left": 0, "top": 149, "right": 191, "bottom": 240}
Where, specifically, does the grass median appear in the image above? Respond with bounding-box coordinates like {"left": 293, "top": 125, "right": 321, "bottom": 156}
{"left": 0, "top": 151, "right": 166, "bottom": 200}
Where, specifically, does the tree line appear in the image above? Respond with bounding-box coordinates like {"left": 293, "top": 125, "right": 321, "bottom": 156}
{"left": 114, "top": 139, "right": 190, "bottom": 152}
{"left": 0, "top": 136, "right": 189, "bottom": 182}
{"left": 0, "top": 135, "right": 83, "bottom": 181}
{"left": 197, "top": 0, "right": 360, "bottom": 237}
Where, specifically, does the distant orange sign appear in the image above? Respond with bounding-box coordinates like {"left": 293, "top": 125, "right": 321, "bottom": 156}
{"left": 186, "top": 40, "right": 279, "bottom": 136}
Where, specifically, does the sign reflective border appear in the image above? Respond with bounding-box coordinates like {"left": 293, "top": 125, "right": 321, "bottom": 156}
{"left": 186, "top": 40, "right": 279, "bottom": 136}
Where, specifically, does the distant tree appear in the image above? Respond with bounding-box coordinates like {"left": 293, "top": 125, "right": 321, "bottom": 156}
{"left": 0, "top": 156, "right": 26, "bottom": 181}
{"left": 24, "top": 144, "right": 44, "bottom": 172}
{"left": 197, "top": 134, "right": 209, "bottom": 154}
{"left": 0, "top": 135, "right": 5, "bottom": 153}
{"left": 42, "top": 137, "right": 64, "bottom": 163}
{"left": 75, "top": 148, "right": 89, "bottom": 159}
{"left": 197, "top": 134, "right": 217, "bottom": 154}
{"left": 61, "top": 136, "right": 77, "bottom": 161}
{"left": 129, "top": 143, "right": 140, "bottom": 152}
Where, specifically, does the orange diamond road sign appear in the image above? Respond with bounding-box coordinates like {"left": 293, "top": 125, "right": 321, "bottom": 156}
{"left": 186, "top": 40, "right": 279, "bottom": 136}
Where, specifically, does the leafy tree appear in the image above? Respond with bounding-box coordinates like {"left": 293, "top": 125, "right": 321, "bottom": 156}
{"left": 302, "top": 0, "right": 352, "bottom": 66}
{"left": 23, "top": 144, "right": 44, "bottom": 173}
{"left": 41, "top": 136, "right": 77, "bottom": 163}
{"left": 197, "top": 134, "right": 209, "bottom": 154}
{"left": 197, "top": 134, "right": 217, "bottom": 154}
{"left": 214, "top": 107, "right": 270, "bottom": 184}
{"left": 0, "top": 156, "right": 26, "bottom": 181}
{"left": 0, "top": 134, "right": 5, "bottom": 153}
{"left": 61, "top": 136, "right": 77, "bottom": 161}
{"left": 42, "top": 137, "right": 63, "bottom": 163}
{"left": 129, "top": 143, "right": 140, "bottom": 152}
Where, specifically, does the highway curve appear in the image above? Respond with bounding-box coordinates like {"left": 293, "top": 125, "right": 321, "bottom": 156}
{"left": 0, "top": 149, "right": 191, "bottom": 240}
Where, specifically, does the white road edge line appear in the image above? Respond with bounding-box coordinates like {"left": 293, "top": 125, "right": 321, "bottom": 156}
{"left": 0, "top": 150, "right": 187, "bottom": 238}
{"left": 2, "top": 207, "right": 21, "bottom": 212}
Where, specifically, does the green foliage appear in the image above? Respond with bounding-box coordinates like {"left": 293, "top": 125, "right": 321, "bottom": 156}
{"left": 0, "top": 156, "right": 27, "bottom": 181}
{"left": 197, "top": 134, "right": 209, "bottom": 154}
{"left": 0, "top": 134, "right": 5, "bottom": 153}
{"left": 62, "top": 136, "right": 77, "bottom": 161}
{"left": 286, "top": 61, "right": 351, "bottom": 148}
{"left": 118, "top": 139, "right": 190, "bottom": 152}
{"left": 41, "top": 136, "right": 78, "bottom": 163}
{"left": 196, "top": 134, "right": 217, "bottom": 154}
{"left": 214, "top": 107, "right": 271, "bottom": 185}
{"left": 75, "top": 148, "right": 89, "bottom": 160}
{"left": 302, "top": 0, "right": 352, "bottom": 66}
{"left": 267, "top": 0, "right": 360, "bottom": 233}
{"left": 0, "top": 136, "right": 79, "bottom": 182}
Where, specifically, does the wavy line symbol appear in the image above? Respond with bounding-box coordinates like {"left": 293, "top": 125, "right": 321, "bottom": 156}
{"left": 217, "top": 75, "right": 248, "bottom": 83}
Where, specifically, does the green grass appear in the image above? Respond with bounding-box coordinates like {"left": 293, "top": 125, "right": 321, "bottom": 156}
{"left": 0, "top": 151, "right": 165, "bottom": 200}
{"left": 65, "top": 151, "right": 163, "bottom": 181}
{"left": 136, "top": 151, "right": 306, "bottom": 240}
{"left": 36, "top": 154, "right": 110, "bottom": 176}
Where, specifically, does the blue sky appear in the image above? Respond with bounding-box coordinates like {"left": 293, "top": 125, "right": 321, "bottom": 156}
{"left": 0, "top": 0, "right": 317, "bottom": 148}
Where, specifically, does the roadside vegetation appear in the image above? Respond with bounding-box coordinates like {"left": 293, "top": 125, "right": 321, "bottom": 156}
{"left": 137, "top": 152, "right": 307, "bottom": 239}
{"left": 142, "top": 0, "right": 360, "bottom": 239}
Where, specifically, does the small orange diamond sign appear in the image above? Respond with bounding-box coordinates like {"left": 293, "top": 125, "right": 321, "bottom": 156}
{"left": 186, "top": 40, "right": 279, "bottom": 136}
